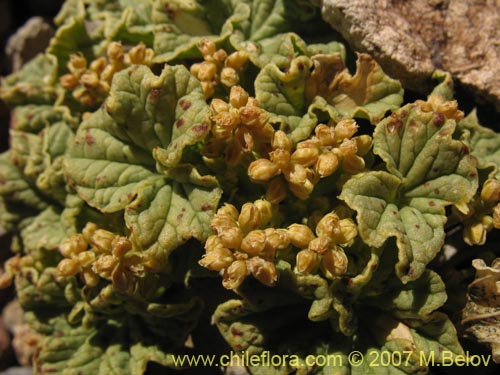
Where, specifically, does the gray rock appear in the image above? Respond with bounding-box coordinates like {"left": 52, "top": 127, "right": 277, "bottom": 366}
{"left": 321, "top": 0, "right": 500, "bottom": 111}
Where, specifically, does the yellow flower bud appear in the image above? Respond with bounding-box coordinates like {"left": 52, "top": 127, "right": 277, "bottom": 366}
{"left": 322, "top": 246, "right": 348, "bottom": 277}
{"left": 481, "top": 179, "right": 500, "bottom": 203}
{"left": 220, "top": 67, "right": 239, "bottom": 87}
{"left": 80, "top": 72, "right": 100, "bottom": 88}
{"left": 240, "top": 230, "right": 267, "bottom": 255}
{"left": 342, "top": 154, "right": 365, "bottom": 174}
{"left": 246, "top": 257, "right": 278, "bottom": 286}
{"left": 199, "top": 247, "right": 234, "bottom": 271}
{"left": 205, "top": 234, "right": 224, "bottom": 252}
{"left": 493, "top": 204, "right": 500, "bottom": 229}
{"left": 314, "top": 124, "right": 336, "bottom": 147}
{"left": 57, "top": 258, "right": 80, "bottom": 277}
{"left": 201, "top": 81, "right": 216, "bottom": 98}
{"left": 90, "top": 229, "right": 116, "bottom": 253}
{"left": 90, "top": 57, "right": 107, "bottom": 74}
{"left": 355, "top": 135, "right": 373, "bottom": 156}
{"left": 82, "top": 269, "right": 100, "bottom": 287}
{"left": 291, "top": 143, "right": 319, "bottom": 167}
{"left": 222, "top": 260, "right": 248, "bottom": 289}
{"left": 264, "top": 228, "right": 289, "bottom": 250}
{"left": 213, "top": 109, "right": 240, "bottom": 133}
{"left": 77, "top": 251, "right": 96, "bottom": 268}
{"left": 287, "top": 224, "right": 315, "bottom": 248}
{"left": 100, "top": 64, "right": 117, "bottom": 83}
{"left": 334, "top": 119, "right": 358, "bottom": 140}
{"left": 225, "top": 51, "right": 248, "bottom": 70}
{"left": 252, "top": 123, "right": 275, "bottom": 141}
{"left": 199, "top": 38, "right": 216, "bottom": 57}
{"left": 68, "top": 54, "right": 87, "bottom": 76}
{"left": 338, "top": 139, "right": 358, "bottom": 157}
{"left": 213, "top": 49, "right": 228, "bottom": 63}
{"left": 315, "top": 212, "right": 340, "bottom": 238}
{"left": 308, "top": 236, "right": 331, "bottom": 255}
{"left": 315, "top": 152, "right": 339, "bottom": 177}
{"left": 198, "top": 61, "right": 218, "bottom": 81}
{"left": 248, "top": 159, "right": 280, "bottom": 183}
{"left": 229, "top": 86, "right": 249, "bottom": 108}
{"left": 272, "top": 130, "right": 292, "bottom": 152}
{"left": 296, "top": 249, "right": 320, "bottom": 274}
{"left": 239, "top": 106, "right": 269, "bottom": 128}
{"left": 59, "top": 234, "right": 88, "bottom": 258}
{"left": 270, "top": 149, "right": 291, "bottom": 170}
{"left": 210, "top": 98, "right": 230, "bottom": 116}
{"left": 217, "top": 225, "right": 243, "bottom": 250}
{"left": 254, "top": 199, "right": 273, "bottom": 226}
{"left": 112, "top": 236, "right": 132, "bottom": 258}
{"left": 190, "top": 63, "right": 201, "bottom": 77}
{"left": 93, "top": 254, "right": 117, "bottom": 278}
{"left": 265, "top": 178, "right": 287, "bottom": 204}
{"left": 336, "top": 219, "right": 358, "bottom": 244}
{"left": 82, "top": 223, "right": 98, "bottom": 242}
{"left": 107, "top": 41, "right": 124, "bottom": 63}
{"left": 238, "top": 203, "right": 261, "bottom": 233}
{"left": 288, "top": 179, "right": 315, "bottom": 200}
{"left": 60, "top": 74, "right": 79, "bottom": 90}
{"left": 464, "top": 221, "right": 487, "bottom": 245}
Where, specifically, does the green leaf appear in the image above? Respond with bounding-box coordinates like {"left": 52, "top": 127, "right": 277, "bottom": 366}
{"left": 0, "top": 54, "right": 59, "bottom": 105}
{"left": 65, "top": 64, "right": 221, "bottom": 269}
{"left": 340, "top": 103, "right": 477, "bottom": 282}
{"left": 327, "top": 54, "right": 403, "bottom": 124}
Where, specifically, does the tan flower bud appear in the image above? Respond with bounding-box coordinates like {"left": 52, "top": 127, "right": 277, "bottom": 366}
{"left": 77, "top": 251, "right": 96, "bottom": 268}
{"left": 190, "top": 63, "right": 201, "bottom": 77}
{"left": 288, "top": 179, "right": 314, "bottom": 200}
{"left": 198, "top": 61, "right": 217, "bottom": 81}
{"left": 60, "top": 74, "right": 79, "bottom": 90}
{"left": 283, "top": 163, "right": 307, "bottom": 185}
{"left": 229, "top": 86, "right": 249, "bottom": 108}
{"left": 342, "top": 154, "right": 365, "bottom": 174}
{"left": 314, "top": 124, "right": 336, "bottom": 147}
{"left": 112, "top": 236, "right": 132, "bottom": 258}
{"left": 201, "top": 81, "right": 216, "bottom": 98}
{"left": 338, "top": 138, "right": 358, "bottom": 157}
{"left": 59, "top": 234, "right": 88, "bottom": 258}
{"left": 464, "top": 221, "right": 487, "bottom": 245}
{"left": 239, "top": 106, "right": 269, "bottom": 128}
{"left": 287, "top": 224, "right": 315, "bottom": 248}
{"left": 315, "top": 152, "right": 339, "bottom": 177}
{"left": 80, "top": 72, "right": 99, "bottom": 88}
{"left": 296, "top": 249, "right": 320, "bottom": 274}
{"left": 334, "top": 119, "right": 358, "bottom": 140}
{"left": 73, "top": 88, "right": 96, "bottom": 107}
{"left": 217, "top": 225, "right": 243, "bottom": 249}
{"left": 220, "top": 67, "right": 239, "bottom": 87}
{"left": 481, "top": 179, "right": 500, "bottom": 203}
{"left": 199, "top": 39, "right": 216, "bottom": 57}
{"left": 107, "top": 41, "right": 124, "bottom": 63}
{"left": 213, "top": 109, "right": 240, "bottom": 133}
{"left": 272, "top": 130, "right": 292, "bottom": 152}
{"left": 205, "top": 234, "right": 224, "bottom": 252}
{"left": 246, "top": 257, "right": 278, "bottom": 286}
{"left": 222, "top": 260, "right": 248, "bottom": 289}
{"left": 322, "top": 246, "right": 348, "bottom": 277}
{"left": 93, "top": 254, "right": 117, "bottom": 277}
{"left": 493, "top": 204, "right": 500, "bottom": 229}
{"left": 234, "top": 126, "right": 254, "bottom": 152}
{"left": 199, "top": 247, "right": 234, "bottom": 271}
{"left": 217, "top": 203, "right": 240, "bottom": 220}
{"left": 355, "top": 135, "right": 373, "bottom": 156}
{"left": 57, "top": 258, "right": 80, "bottom": 277}
{"left": 265, "top": 178, "right": 287, "bottom": 204}
{"left": 315, "top": 212, "right": 340, "bottom": 238}
{"left": 213, "top": 49, "right": 228, "bottom": 63}
{"left": 264, "top": 228, "right": 289, "bottom": 250}
{"left": 291, "top": 145, "right": 319, "bottom": 167}
{"left": 240, "top": 230, "right": 267, "bottom": 255}
{"left": 82, "top": 269, "right": 100, "bottom": 287}
{"left": 90, "top": 229, "right": 116, "bottom": 253}
{"left": 128, "top": 43, "right": 153, "bottom": 65}
{"left": 90, "top": 57, "right": 107, "bottom": 74}
{"left": 68, "top": 54, "right": 87, "bottom": 76}
{"left": 336, "top": 219, "right": 358, "bottom": 244}
{"left": 252, "top": 123, "right": 275, "bottom": 141}
{"left": 254, "top": 199, "right": 273, "bottom": 226}
{"left": 238, "top": 204, "right": 259, "bottom": 233}
{"left": 225, "top": 51, "right": 248, "bottom": 70}
{"left": 248, "top": 159, "right": 280, "bottom": 183}
{"left": 308, "top": 236, "right": 331, "bottom": 255}
{"left": 100, "top": 64, "right": 117, "bottom": 83}
{"left": 210, "top": 98, "right": 230, "bottom": 116}
{"left": 270, "top": 149, "right": 291, "bottom": 170}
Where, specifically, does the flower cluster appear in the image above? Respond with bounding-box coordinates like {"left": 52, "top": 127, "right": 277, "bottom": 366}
{"left": 60, "top": 42, "right": 154, "bottom": 107}
{"left": 190, "top": 39, "right": 248, "bottom": 98}
{"left": 293, "top": 212, "right": 357, "bottom": 278}
{"left": 56, "top": 223, "right": 145, "bottom": 294}
{"left": 203, "top": 85, "right": 275, "bottom": 165}
{"left": 248, "top": 120, "right": 372, "bottom": 201}
{"left": 199, "top": 199, "right": 287, "bottom": 289}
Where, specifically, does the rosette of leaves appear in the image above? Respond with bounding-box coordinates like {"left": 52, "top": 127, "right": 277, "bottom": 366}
{"left": 213, "top": 254, "right": 464, "bottom": 375}
{"left": 339, "top": 95, "right": 478, "bottom": 283}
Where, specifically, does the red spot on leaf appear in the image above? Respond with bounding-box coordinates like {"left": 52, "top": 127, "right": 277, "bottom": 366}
{"left": 176, "top": 119, "right": 184, "bottom": 128}
{"left": 201, "top": 203, "right": 212, "bottom": 211}
{"left": 179, "top": 99, "right": 191, "bottom": 110}
{"left": 192, "top": 122, "right": 209, "bottom": 134}
{"left": 433, "top": 112, "right": 445, "bottom": 127}
{"left": 428, "top": 201, "right": 436, "bottom": 207}
{"left": 85, "top": 130, "right": 95, "bottom": 145}
{"left": 150, "top": 88, "right": 161, "bottom": 100}
{"left": 231, "top": 327, "right": 243, "bottom": 336}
